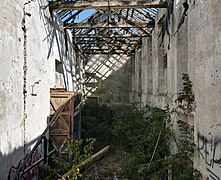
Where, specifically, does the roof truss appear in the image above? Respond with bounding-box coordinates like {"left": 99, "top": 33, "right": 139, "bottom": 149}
{"left": 49, "top": 0, "right": 168, "bottom": 57}
{"left": 49, "top": 0, "right": 167, "bottom": 10}
{"left": 65, "top": 21, "right": 154, "bottom": 29}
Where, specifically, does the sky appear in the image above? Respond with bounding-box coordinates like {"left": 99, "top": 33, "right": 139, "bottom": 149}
{"left": 74, "top": 9, "right": 96, "bottom": 23}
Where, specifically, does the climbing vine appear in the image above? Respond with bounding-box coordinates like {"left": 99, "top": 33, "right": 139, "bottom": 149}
{"left": 176, "top": 73, "right": 195, "bottom": 113}
{"left": 169, "top": 119, "right": 202, "bottom": 180}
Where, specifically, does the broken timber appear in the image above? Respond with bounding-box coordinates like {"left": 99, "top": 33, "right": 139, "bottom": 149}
{"left": 49, "top": 0, "right": 168, "bottom": 10}
{"left": 74, "top": 33, "right": 150, "bottom": 38}
{"left": 61, "top": 145, "right": 110, "bottom": 179}
{"left": 65, "top": 22, "right": 154, "bottom": 29}
{"left": 76, "top": 40, "right": 138, "bottom": 45}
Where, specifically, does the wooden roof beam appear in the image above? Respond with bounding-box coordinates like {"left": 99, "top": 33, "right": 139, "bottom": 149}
{"left": 110, "top": 9, "right": 149, "bottom": 34}
{"left": 81, "top": 45, "right": 136, "bottom": 52}
{"left": 65, "top": 21, "right": 154, "bottom": 29}
{"left": 76, "top": 41, "right": 138, "bottom": 45}
{"left": 81, "top": 44, "right": 132, "bottom": 49}
{"left": 76, "top": 37, "right": 138, "bottom": 48}
{"left": 63, "top": 10, "right": 83, "bottom": 24}
{"left": 74, "top": 33, "right": 150, "bottom": 38}
{"left": 49, "top": 0, "right": 168, "bottom": 10}
{"left": 83, "top": 52, "right": 132, "bottom": 55}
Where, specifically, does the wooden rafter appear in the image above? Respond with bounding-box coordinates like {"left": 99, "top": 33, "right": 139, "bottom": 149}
{"left": 109, "top": 9, "right": 150, "bottom": 34}
{"left": 49, "top": 0, "right": 168, "bottom": 10}
{"left": 94, "top": 9, "right": 151, "bottom": 34}
{"left": 51, "top": 1, "right": 162, "bottom": 56}
{"left": 76, "top": 40, "right": 138, "bottom": 45}
{"left": 63, "top": 10, "right": 83, "bottom": 24}
{"left": 82, "top": 45, "right": 133, "bottom": 52}
{"left": 65, "top": 21, "right": 154, "bottom": 29}
{"left": 74, "top": 33, "right": 150, "bottom": 38}
{"left": 82, "top": 46, "right": 126, "bottom": 51}
{"left": 83, "top": 51, "right": 132, "bottom": 55}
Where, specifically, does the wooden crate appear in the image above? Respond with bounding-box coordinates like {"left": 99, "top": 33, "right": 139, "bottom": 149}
{"left": 49, "top": 90, "right": 81, "bottom": 153}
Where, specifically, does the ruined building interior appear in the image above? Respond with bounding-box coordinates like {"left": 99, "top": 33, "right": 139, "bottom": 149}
{"left": 1, "top": 0, "right": 221, "bottom": 179}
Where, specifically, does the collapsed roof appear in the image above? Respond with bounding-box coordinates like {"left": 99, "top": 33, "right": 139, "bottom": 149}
{"left": 49, "top": 0, "right": 168, "bottom": 56}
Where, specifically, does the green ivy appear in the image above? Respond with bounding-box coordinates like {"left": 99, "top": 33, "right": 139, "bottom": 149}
{"left": 176, "top": 73, "right": 195, "bottom": 113}
{"left": 170, "top": 120, "right": 202, "bottom": 179}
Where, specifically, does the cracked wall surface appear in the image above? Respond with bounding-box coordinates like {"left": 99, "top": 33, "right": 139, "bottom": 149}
{"left": 0, "top": 0, "right": 84, "bottom": 178}
{"left": 132, "top": 0, "right": 221, "bottom": 178}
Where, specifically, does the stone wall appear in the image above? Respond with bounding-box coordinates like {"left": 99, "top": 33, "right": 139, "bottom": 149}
{"left": 132, "top": 0, "right": 221, "bottom": 178}
{"left": 0, "top": 0, "right": 84, "bottom": 178}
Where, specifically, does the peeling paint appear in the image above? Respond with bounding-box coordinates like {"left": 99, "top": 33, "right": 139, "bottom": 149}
{"left": 0, "top": 0, "right": 84, "bottom": 177}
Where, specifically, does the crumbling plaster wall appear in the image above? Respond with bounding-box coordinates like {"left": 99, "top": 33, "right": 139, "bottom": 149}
{"left": 188, "top": 1, "right": 221, "bottom": 179}
{"left": 132, "top": 0, "right": 221, "bottom": 178}
{"left": 131, "top": 39, "right": 152, "bottom": 105}
{"left": 0, "top": 0, "right": 84, "bottom": 178}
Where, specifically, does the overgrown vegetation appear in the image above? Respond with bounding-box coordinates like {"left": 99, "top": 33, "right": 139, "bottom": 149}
{"left": 81, "top": 101, "right": 113, "bottom": 151}
{"left": 81, "top": 101, "right": 202, "bottom": 179}
{"left": 39, "top": 138, "right": 95, "bottom": 179}
{"left": 40, "top": 96, "right": 202, "bottom": 179}
{"left": 112, "top": 104, "right": 170, "bottom": 179}
{"left": 112, "top": 104, "right": 201, "bottom": 179}
{"left": 169, "top": 119, "right": 202, "bottom": 180}
{"left": 176, "top": 73, "right": 195, "bottom": 113}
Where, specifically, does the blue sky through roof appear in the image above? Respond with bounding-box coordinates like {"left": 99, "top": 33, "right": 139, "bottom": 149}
{"left": 74, "top": 9, "right": 96, "bottom": 23}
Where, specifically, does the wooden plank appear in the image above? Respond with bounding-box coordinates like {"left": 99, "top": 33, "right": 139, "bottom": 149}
{"left": 74, "top": 102, "right": 81, "bottom": 110}
{"left": 82, "top": 46, "right": 126, "bottom": 50}
{"left": 60, "top": 111, "right": 71, "bottom": 116}
{"left": 50, "top": 93, "right": 77, "bottom": 98}
{"left": 74, "top": 109, "right": 81, "bottom": 117}
{"left": 62, "top": 145, "right": 110, "bottom": 178}
{"left": 50, "top": 99, "right": 68, "bottom": 115}
{"left": 63, "top": 10, "right": 83, "bottom": 23}
{"left": 50, "top": 88, "right": 66, "bottom": 92}
{"left": 49, "top": 90, "right": 82, "bottom": 152}
{"left": 83, "top": 51, "right": 132, "bottom": 55}
{"left": 57, "top": 115, "right": 70, "bottom": 129}
{"left": 50, "top": 136, "right": 66, "bottom": 149}
{"left": 49, "top": 0, "right": 168, "bottom": 10}
{"left": 69, "top": 97, "right": 74, "bottom": 138}
{"left": 76, "top": 40, "right": 138, "bottom": 45}
{"left": 74, "top": 33, "right": 150, "bottom": 38}
{"left": 65, "top": 21, "right": 154, "bottom": 29}
{"left": 109, "top": 10, "right": 150, "bottom": 34}
{"left": 50, "top": 130, "right": 70, "bottom": 136}
{"left": 50, "top": 90, "right": 80, "bottom": 96}
{"left": 50, "top": 133, "right": 69, "bottom": 136}
{"left": 50, "top": 93, "right": 71, "bottom": 150}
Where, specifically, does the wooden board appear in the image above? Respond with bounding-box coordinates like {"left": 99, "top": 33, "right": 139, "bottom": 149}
{"left": 49, "top": 0, "right": 168, "bottom": 10}
{"left": 49, "top": 90, "right": 82, "bottom": 152}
